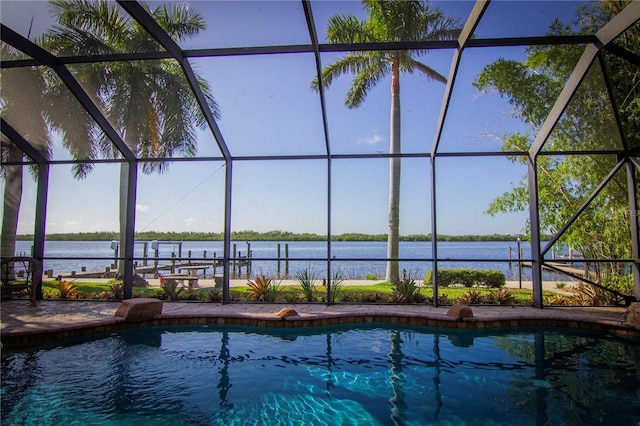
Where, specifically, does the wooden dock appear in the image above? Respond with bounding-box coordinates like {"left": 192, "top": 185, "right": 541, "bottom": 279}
{"left": 522, "top": 261, "right": 586, "bottom": 277}
{"left": 39, "top": 241, "right": 299, "bottom": 280}
{"left": 50, "top": 257, "right": 251, "bottom": 280}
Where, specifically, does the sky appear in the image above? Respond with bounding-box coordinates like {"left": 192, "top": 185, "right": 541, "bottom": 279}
{"left": 1, "top": 0, "right": 596, "bottom": 237}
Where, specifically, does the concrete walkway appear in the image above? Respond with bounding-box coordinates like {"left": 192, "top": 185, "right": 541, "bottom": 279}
{"left": 1, "top": 298, "right": 638, "bottom": 348}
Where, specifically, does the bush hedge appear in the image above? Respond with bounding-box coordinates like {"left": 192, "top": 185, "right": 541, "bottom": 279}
{"left": 424, "top": 269, "right": 505, "bottom": 288}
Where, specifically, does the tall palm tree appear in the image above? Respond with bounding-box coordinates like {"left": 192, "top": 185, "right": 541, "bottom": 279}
{"left": 43, "top": 0, "right": 218, "bottom": 276}
{"left": 313, "top": 0, "right": 460, "bottom": 283}
{"left": 1, "top": 45, "right": 52, "bottom": 259}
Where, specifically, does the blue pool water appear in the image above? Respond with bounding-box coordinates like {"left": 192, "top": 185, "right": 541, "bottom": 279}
{"left": 2, "top": 324, "right": 639, "bottom": 425}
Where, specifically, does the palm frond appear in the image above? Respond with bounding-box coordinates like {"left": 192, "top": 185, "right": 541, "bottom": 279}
{"left": 327, "top": 15, "right": 373, "bottom": 44}
{"left": 317, "top": 0, "right": 460, "bottom": 98}
{"left": 364, "top": 0, "right": 427, "bottom": 41}
{"left": 152, "top": 3, "right": 206, "bottom": 41}
{"left": 421, "top": 15, "right": 463, "bottom": 42}
{"left": 71, "top": 162, "right": 95, "bottom": 179}
{"left": 49, "top": 0, "right": 129, "bottom": 49}
{"left": 146, "top": 99, "right": 162, "bottom": 157}
{"left": 312, "top": 52, "right": 385, "bottom": 91}
{"left": 346, "top": 60, "right": 390, "bottom": 108}
{"left": 46, "top": 25, "right": 118, "bottom": 56}
{"left": 409, "top": 59, "right": 447, "bottom": 84}
{"left": 51, "top": 0, "right": 127, "bottom": 29}
{"left": 1, "top": 66, "right": 52, "bottom": 162}
{"left": 363, "top": 0, "right": 460, "bottom": 42}
{"left": 196, "top": 73, "right": 220, "bottom": 121}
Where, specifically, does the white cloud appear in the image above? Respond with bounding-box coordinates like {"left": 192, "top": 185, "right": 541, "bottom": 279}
{"left": 357, "top": 130, "right": 384, "bottom": 145}
{"left": 185, "top": 218, "right": 196, "bottom": 226}
{"left": 136, "top": 204, "right": 149, "bottom": 212}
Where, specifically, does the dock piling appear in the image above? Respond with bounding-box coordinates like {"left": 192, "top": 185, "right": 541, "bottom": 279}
{"left": 232, "top": 244, "right": 237, "bottom": 278}
{"left": 276, "top": 244, "right": 281, "bottom": 279}
{"left": 285, "top": 244, "right": 289, "bottom": 279}
{"left": 246, "top": 242, "right": 252, "bottom": 279}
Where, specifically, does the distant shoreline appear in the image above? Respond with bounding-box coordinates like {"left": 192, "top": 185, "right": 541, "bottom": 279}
{"left": 16, "top": 231, "right": 532, "bottom": 243}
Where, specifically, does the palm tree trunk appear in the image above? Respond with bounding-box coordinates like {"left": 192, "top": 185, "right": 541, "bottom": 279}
{"left": 386, "top": 59, "right": 401, "bottom": 283}
{"left": 1, "top": 146, "right": 24, "bottom": 259}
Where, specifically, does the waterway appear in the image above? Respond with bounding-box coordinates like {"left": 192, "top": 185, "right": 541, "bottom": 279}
{"left": 14, "top": 240, "right": 573, "bottom": 281}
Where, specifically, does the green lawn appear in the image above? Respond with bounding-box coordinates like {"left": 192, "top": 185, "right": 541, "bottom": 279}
{"left": 40, "top": 280, "right": 554, "bottom": 305}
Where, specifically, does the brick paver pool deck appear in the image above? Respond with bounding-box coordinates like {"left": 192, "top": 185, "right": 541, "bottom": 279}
{"left": 2, "top": 300, "right": 638, "bottom": 348}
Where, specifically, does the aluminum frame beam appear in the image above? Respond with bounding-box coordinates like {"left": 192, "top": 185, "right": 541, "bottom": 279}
{"left": 222, "top": 162, "right": 233, "bottom": 304}
{"left": 116, "top": 1, "right": 231, "bottom": 161}
{"left": 605, "top": 43, "right": 640, "bottom": 67}
{"left": 528, "top": 156, "right": 544, "bottom": 308}
{"left": 0, "top": 25, "right": 140, "bottom": 297}
{"left": 1, "top": 36, "right": 594, "bottom": 70}
{"left": 595, "top": 1, "right": 640, "bottom": 46}
{"left": 117, "top": 0, "right": 235, "bottom": 301}
{"left": 303, "top": 0, "right": 331, "bottom": 158}
{"left": 302, "top": 0, "right": 335, "bottom": 304}
{"left": 1, "top": 119, "right": 47, "bottom": 166}
{"left": 1, "top": 120, "right": 49, "bottom": 300}
{"left": 541, "top": 158, "right": 626, "bottom": 256}
{"left": 524, "top": 1, "right": 640, "bottom": 307}
{"left": 430, "top": 156, "right": 439, "bottom": 306}
{"left": 0, "top": 25, "right": 136, "bottom": 163}
{"left": 430, "top": 0, "right": 489, "bottom": 157}
{"left": 0, "top": 0, "right": 637, "bottom": 305}
{"left": 430, "top": 0, "right": 489, "bottom": 306}
{"left": 628, "top": 160, "right": 640, "bottom": 300}
{"left": 529, "top": 1, "right": 640, "bottom": 157}
{"left": 528, "top": 44, "right": 599, "bottom": 156}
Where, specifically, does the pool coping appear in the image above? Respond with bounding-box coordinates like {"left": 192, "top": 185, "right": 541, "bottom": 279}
{"left": 1, "top": 300, "right": 639, "bottom": 348}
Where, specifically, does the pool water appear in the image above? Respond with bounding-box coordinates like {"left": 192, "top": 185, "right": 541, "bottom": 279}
{"left": 2, "top": 324, "right": 639, "bottom": 425}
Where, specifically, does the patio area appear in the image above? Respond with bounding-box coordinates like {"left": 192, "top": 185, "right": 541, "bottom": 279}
{"left": 2, "top": 299, "right": 638, "bottom": 348}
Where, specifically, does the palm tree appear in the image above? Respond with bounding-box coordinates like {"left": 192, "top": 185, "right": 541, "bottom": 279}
{"left": 43, "top": 0, "right": 218, "bottom": 276}
{"left": 1, "top": 45, "right": 52, "bottom": 259}
{"left": 312, "top": 0, "right": 460, "bottom": 283}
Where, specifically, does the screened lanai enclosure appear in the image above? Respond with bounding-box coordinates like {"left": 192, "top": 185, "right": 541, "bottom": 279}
{"left": 1, "top": 0, "right": 639, "bottom": 307}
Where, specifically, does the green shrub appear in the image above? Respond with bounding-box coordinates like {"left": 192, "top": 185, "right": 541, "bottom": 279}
{"left": 205, "top": 289, "right": 222, "bottom": 302}
{"left": 456, "top": 290, "right": 486, "bottom": 304}
{"left": 392, "top": 272, "right": 422, "bottom": 303}
{"left": 283, "top": 293, "right": 303, "bottom": 303}
{"left": 545, "top": 294, "right": 574, "bottom": 306}
{"left": 296, "top": 268, "right": 318, "bottom": 302}
{"left": 160, "top": 278, "right": 183, "bottom": 300}
{"left": 265, "top": 279, "right": 283, "bottom": 302}
{"left": 358, "top": 292, "right": 388, "bottom": 303}
{"left": 483, "top": 270, "right": 506, "bottom": 288}
{"left": 110, "top": 282, "right": 124, "bottom": 299}
{"left": 424, "top": 269, "right": 505, "bottom": 288}
{"left": 337, "top": 291, "right": 357, "bottom": 303}
{"left": 54, "top": 280, "right": 79, "bottom": 299}
{"left": 247, "top": 275, "right": 273, "bottom": 301}
{"left": 487, "top": 288, "right": 517, "bottom": 305}
{"left": 324, "top": 272, "right": 344, "bottom": 303}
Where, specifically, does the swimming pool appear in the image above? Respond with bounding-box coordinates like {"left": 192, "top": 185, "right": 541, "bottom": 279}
{"left": 2, "top": 324, "right": 639, "bottom": 425}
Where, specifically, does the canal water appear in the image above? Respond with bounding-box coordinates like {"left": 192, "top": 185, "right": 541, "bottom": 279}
{"left": 15, "top": 240, "right": 572, "bottom": 281}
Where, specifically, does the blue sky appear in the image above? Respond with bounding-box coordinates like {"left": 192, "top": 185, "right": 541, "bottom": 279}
{"left": 2, "top": 1, "right": 592, "bottom": 236}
